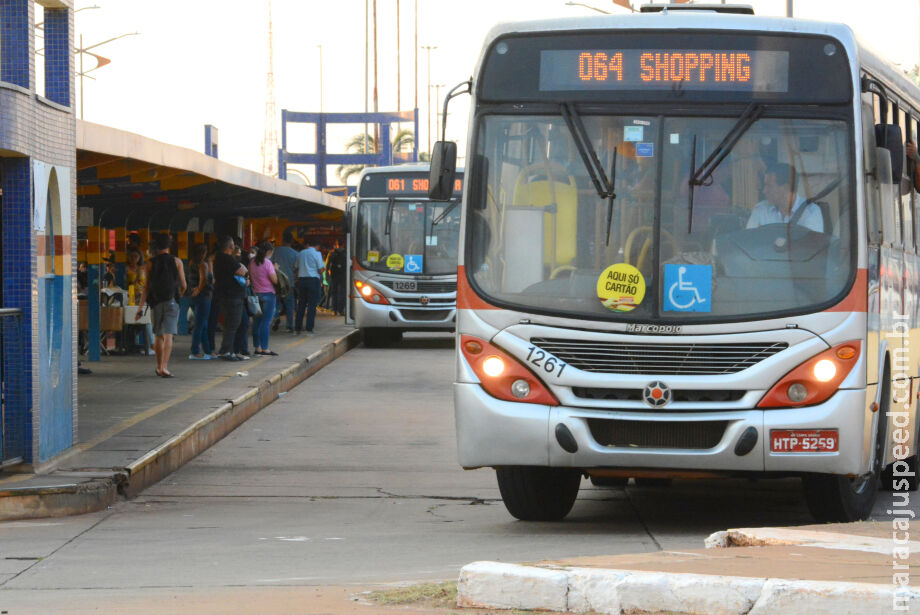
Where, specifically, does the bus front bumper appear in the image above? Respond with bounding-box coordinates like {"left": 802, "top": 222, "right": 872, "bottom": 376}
{"left": 454, "top": 383, "right": 869, "bottom": 477}
{"left": 354, "top": 298, "right": 456, "bottom": 331}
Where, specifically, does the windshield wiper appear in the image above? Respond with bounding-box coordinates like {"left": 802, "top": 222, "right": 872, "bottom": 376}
{"left": 689, "top": 102, "right": 763, "bottom": 189}
{"left": 560, "top": 102, "right": 618, "bottom": 245}
{"left": 384, "top": 197, "right": 395, "bottom": 235}
{"left": 432, "top": 199, "right": 459, "bottom": 226}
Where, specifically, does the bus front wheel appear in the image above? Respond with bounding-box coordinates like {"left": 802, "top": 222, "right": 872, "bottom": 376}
{"left": 496, "top": 466, "right": 581, "bottom": 521}
{"left": 802, "top": 371, "right": 889, "bottom": 522}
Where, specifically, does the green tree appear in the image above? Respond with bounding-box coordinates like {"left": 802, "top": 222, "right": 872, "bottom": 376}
{"left": 336, "top": 128, "right": 418, "bottom": 184}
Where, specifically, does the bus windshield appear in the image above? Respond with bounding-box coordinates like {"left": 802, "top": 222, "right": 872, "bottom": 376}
{"left": 356, "top": 199, "right": 461, "bottom": 276}
{"left": 467, "top": 112, "right": 854, "bottom": 321}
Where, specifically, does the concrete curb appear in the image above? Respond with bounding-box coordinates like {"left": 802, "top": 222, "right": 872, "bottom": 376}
{"left": 705, "top": 527, "right": 920, "bottom": 555}
{"left": 457, "top": 561, "right": 920, "bottom": 615}
{"left": 0, "top": 329, "right": 361, "bottom": 520}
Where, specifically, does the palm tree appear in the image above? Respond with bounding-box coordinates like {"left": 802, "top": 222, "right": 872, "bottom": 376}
{"left": 336, "top": 128, "right": 417, "bottom": 184}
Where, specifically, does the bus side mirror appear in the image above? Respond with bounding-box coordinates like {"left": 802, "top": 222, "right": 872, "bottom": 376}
{"left": 428, "top": 141, "right": 457, "bottom": 202}
{"left": 875, "top": 124, "right": 904, "bottom": 183}
{"left": 344, "top": 209, "right": 352, "bottom": 234}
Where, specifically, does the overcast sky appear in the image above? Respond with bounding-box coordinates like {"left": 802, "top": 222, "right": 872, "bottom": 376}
{"left": 71, "top": 0, "right": 920, "bottom": 184}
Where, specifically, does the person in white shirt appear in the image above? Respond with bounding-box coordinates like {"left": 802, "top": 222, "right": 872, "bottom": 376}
{"left": 746, "top": 163, "right": 824, "bottom": 234}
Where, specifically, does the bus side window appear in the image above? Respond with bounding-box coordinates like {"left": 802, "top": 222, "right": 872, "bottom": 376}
{"left": 863, "top": 95, "right": 883, "bottom": 245}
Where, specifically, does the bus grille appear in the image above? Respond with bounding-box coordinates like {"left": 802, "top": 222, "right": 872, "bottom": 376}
{"left": 398, "top": 309, "right": 452, "bottom": 321}
{"left": 588, "top": 418, "right": 728, "bottom": 449}
{"left": 572, "top": 387, "right": 745, "bottom": 403}
{"left": 379, "top": 281, "right": 456, "bottom": 293}
{"left": 531, "top": 339, "right": 787, "bottom": 375}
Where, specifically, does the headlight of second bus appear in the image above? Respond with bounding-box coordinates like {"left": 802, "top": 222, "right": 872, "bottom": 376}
{"left": 354, "top": 280, "right": 390, "bottom": 305}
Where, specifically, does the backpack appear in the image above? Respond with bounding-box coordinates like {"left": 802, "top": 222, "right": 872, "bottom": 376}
{"left": 330, "top": 248, "right": 346, "bottom": 275}
{"left": 274, "top": 269, "right": 292, "bottom": 298}
{"left": 148, "top": 254, "right": 179, "bottom": 306}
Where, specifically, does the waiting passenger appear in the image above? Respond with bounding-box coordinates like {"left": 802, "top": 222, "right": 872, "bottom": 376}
{"left": 746, "top": 163, "right": 823, "bottom": 233}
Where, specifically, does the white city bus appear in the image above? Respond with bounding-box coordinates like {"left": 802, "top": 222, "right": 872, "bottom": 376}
{"left": 429, "top": 5, "right": 920, "bottom": 522}
{"left": 348, "top": 164, "right": 463, "bottom": 346}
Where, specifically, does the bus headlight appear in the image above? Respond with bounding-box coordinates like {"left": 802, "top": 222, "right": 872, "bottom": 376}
{"left": 813, "top": 360, "right": 837, "bottom": 382}
{"left": 354, "top": 280, "right": 390, "bottom": 305}
{"left": 482, "top": 356, "right": 505, "bottom": 377}
{"left": 758, "top": 341, "right": 860, "bottom": 408}
{"left": 511, "top": 379, "right": 531, "bottom": 399}
{"left": 459, "top": 335, "right": 558, "bottom": 406}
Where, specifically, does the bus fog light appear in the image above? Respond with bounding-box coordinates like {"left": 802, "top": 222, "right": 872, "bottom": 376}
{"left": 511, "top": 379, "right": 531, "bottom": 399}
{"left": 813, "top": 359, "right": 836, "bottom": 382}
{"left": 787, "top": 383, "right": 808, "bottom": 403}
{"left": 482, "top": 356, "right": 505, "bottom": 377}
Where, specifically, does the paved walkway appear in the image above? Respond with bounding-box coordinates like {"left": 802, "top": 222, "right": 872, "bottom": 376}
{"left": 0, "top": 313, "right": 356, "bottom": 515}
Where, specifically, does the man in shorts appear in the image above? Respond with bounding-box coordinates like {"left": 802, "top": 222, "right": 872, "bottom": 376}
{"left": 136, "top": 233, "right": 186, "bottom": 377}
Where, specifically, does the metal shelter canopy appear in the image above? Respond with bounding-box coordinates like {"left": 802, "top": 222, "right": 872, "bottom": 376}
{"left": 77, "top": 120, "right": 345, "bottom": 228}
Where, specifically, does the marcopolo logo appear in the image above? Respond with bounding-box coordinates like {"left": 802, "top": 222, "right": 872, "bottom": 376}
{"left": 642, "top": 381, "right": 672, "bottom": 408}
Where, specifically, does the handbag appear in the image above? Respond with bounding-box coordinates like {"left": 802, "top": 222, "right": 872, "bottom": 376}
{"left": 246, "top": 288, "right": 263, "bottom": 317}
{"left": 234, "top": 274, "right": 247, "bottom": 287}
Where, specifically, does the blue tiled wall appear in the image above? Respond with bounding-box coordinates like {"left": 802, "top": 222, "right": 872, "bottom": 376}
{"left": 2, "top": 157, "right": 34, "bottom": 463}
{"left": 43, "top": 8, "right": 70, "bottom": 106}
{"left": 1, "top": 0, "right": 31, "bottom": 89}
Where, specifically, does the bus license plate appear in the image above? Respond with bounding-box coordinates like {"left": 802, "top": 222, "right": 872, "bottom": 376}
{"left": 393, "top": 280, "right": 417, "bottom": 291}
{"left": 770, "top": 430, "right": 838, "bottom": 453}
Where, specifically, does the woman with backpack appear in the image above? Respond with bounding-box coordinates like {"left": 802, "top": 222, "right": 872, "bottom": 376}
{"left": 136, "top": 233, "right": 186, "bottom": 378}
{"left": 249, "top": 241, "right": 279, "bottom": 356}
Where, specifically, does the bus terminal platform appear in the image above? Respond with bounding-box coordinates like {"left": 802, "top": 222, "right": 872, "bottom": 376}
{"left": 0, "top": 315, "right": 358, "bottom": 521}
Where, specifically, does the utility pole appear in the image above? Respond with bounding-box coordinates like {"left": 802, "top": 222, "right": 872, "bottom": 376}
{"left": 787, "top": 0, "right": 793, "bottom": 17}
{"left": 422, "top": 45, "right": 437, "bottom": 154}
{"left": 373, "top": 0, "right": 379, "bottom": 153}
{"left": 364, "top": 0, "right": 369, "bottom": 154}
{"left": 317, "top": 44, "right": 323, "bottom": 113}
{"left": 261, "top": 0, "right": 278, "bottom": 176}
{"left": 433, "top": 84, "right": 445, "bottom": 141}
{"left": 414, "top": 0, "right": 418, "bottom": 113}
{"left": 396, "top": 0, "right": 401, "bottom": 114}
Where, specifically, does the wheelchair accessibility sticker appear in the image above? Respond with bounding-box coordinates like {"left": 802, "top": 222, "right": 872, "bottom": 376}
{"left": 664, "top": 264, "right": 712, "bottom": 312}
{"left": 404, "top": 254, "right": 424, "bottom": 273}
{"left": 597, "top": 263, "right": 646, "bottom": 312}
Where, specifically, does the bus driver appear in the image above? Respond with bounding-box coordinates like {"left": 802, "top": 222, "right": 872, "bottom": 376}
{"left": 745, "top": 162, "right": 824, "bottom": 233}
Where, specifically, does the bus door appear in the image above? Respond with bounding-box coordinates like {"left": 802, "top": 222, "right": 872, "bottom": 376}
{"left": 345, "top": 198, "right": 356, "bottom": 325}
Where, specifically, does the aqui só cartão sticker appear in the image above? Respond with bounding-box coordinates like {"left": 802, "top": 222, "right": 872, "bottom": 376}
{"left": 386, "top": 253, "right": 404, "bottom": 271}
{"left": 597, "top": 263, "right": 646, "bottom": 312}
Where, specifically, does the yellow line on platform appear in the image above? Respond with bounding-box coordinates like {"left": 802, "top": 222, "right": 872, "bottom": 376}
{"left": 77, "top": 331, "right": 333, "bottom": 452}
{"left": 78, "top": 355, "right": 274, "bottom": 452}
{"left": 0, "top": 473, "right": 36, "bottom": 486}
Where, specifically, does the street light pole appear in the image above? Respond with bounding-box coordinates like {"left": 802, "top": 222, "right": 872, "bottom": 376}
{"left": 787, "top": 0, "right": 793, "bottom": 17}
{"left": 318, "top": 44, "right": 323, "bottom": 113}
{"left": 75, "top": 30, "right": 139, "bottom": 120}
{"left": 433, "top": 84, "right": 445, "bottom": 140}
{"left": 422, "top": 45, "right": 437, "bottom": 154}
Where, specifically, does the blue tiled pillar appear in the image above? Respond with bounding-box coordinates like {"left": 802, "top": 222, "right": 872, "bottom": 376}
{"left": 2, "top": 157, "right": 33, "bottom": 463}
{"left": 0, "top": 0, "right": 32, "bottom": 90}
{"left": 43, "top": 7, "right": 70, "bottom": 107}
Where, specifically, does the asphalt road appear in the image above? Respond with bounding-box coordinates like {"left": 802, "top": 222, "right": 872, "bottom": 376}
{"left": 1, "top": 333, "right": 915, "bottom": 612}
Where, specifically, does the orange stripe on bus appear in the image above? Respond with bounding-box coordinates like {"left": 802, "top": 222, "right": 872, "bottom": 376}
{"left": 457, "top": 265, "right": 500, "bottom": 310}
{"left": 824, "top": 268, "right": 868, "bottom": 313}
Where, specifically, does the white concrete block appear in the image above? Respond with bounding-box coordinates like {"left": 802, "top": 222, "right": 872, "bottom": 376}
{"left": 749, "top": 579, "right": 920, "bottom": 615}
{"left": 566, "top": 567, "right": 629, "bottom": 614}
{"left": 615, "top": 570, "right": 765, "bottom": 615}
{"left": 457, "top": 561, "right": 569, "bottom": 611}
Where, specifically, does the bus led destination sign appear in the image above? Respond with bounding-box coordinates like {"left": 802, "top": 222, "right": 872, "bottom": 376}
{"left": 539, "top": 49, "right": 789, "bottom": 93}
